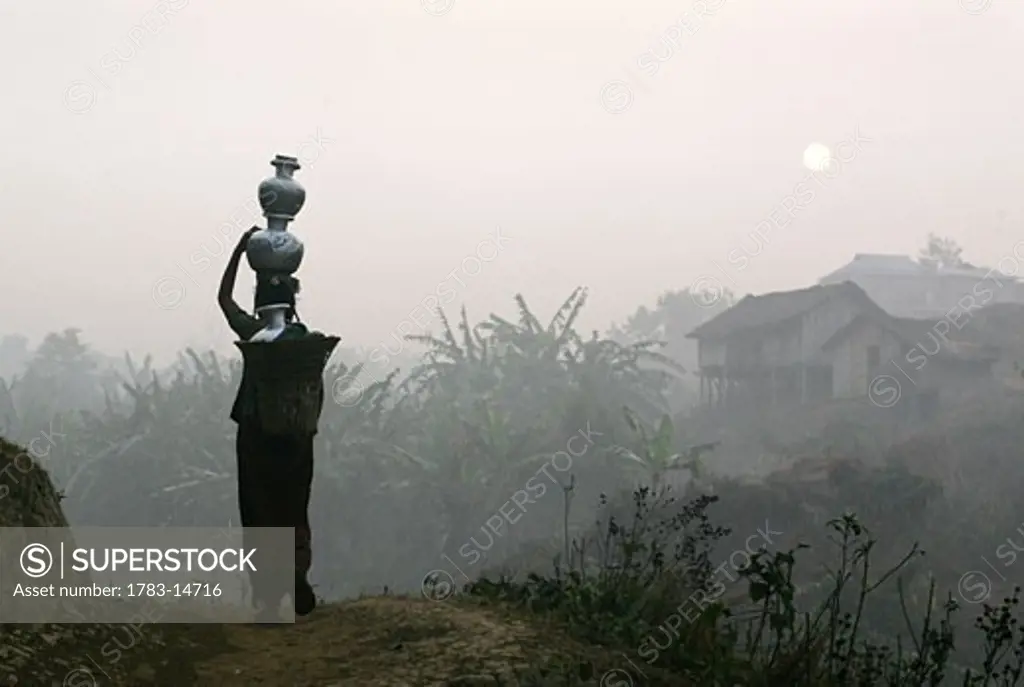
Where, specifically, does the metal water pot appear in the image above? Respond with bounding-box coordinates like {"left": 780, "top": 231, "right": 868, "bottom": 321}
{"left": 246, "top": 155, "right": 306, "bottom": 274}
{"left": 248, "top": 304, "right": 290, "bottom": 342}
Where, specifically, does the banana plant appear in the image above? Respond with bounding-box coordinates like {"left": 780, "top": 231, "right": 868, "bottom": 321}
{"left": 611, "top": 407, "right": 719, "bottom": 492}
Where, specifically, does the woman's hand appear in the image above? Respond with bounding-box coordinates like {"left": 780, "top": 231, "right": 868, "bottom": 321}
{"left": 220, "top": 227, "right": 258, "bottom": 310}
{"left": 234, "top": 226, "right": 259, "bottom": 254}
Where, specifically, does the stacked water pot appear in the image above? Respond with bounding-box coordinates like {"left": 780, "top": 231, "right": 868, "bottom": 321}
{"left": 245, "top": 154, "right": 306, "bottom": 342}
{"left": 236, "top": 154, "right": 339, "bottom": 434}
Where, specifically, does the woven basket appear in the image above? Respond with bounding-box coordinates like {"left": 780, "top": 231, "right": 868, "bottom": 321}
{"left": 234, "top": 335, "right": 340, "bottom": 434}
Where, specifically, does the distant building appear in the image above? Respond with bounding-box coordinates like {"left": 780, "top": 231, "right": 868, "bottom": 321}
{"left": 820, "top": 311, "right": 997, "bottom": 401}
{"left": 686, "top": 280, "right": 1015, "bottom": 409}
{"left": 687, "top": 282, "right": 883, "bottom": 407}
{"left": 818, "top": 253, "right": 1024, "bottom": 318}
{"left": 954, "top": 302, "right": 1024, "bottom": 389}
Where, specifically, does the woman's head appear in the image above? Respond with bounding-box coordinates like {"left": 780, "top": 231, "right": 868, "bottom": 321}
{"left": 254, "top": 274, "right": 300, "bottom": 319}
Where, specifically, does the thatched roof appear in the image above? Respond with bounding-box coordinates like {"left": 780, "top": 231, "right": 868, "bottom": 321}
{"left": 687, "top": 281, "right": 884, "bottom": 341}
{"left": 819, "top": 300, "right": 1024, "bottom": 363}
{"left": 820, "top": 312, "right": 999, "bottom": 362}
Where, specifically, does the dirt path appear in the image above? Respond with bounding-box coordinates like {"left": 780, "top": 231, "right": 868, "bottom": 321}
{"left": 6, "top": 595, "right": 641, "bottom": 685}
{"left": 169, "top": 594, "right": 632, "bottom": 686}
{"left": 194, "top": 596, "right": 550, "bottom": 686}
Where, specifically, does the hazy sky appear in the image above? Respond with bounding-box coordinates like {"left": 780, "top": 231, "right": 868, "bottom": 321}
{"left": 3, "top": 0, "right": 1022, "bottom": 361}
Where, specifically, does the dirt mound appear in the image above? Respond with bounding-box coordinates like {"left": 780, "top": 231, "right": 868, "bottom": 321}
{"left": 0, "top": 438, "right": 192, "bottom": 686}
{"left": 0, "top": 437, "right": 67, "bottom": 527}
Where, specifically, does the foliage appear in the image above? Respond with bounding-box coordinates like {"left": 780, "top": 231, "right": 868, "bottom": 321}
{"left": 5, "top": 286, "right": 1024, "bottom": 684}
{"left": 0, "top": 289, "right": 679, "bottom": 595}
{"left": 609, "top": 286, "right": 735, "bottom": 412}
{"left": 919, "top": 233, "right": 966, "bottom": 269}
{"left": 610, "top": 408, "right": 719, "bottom": 493}
{"left": 469, "top": 489, "right": 1024, "bottom": 686}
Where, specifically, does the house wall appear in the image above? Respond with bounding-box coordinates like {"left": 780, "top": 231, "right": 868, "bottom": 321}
{"left": 756, "top": 297, "right": 860, "bottom": 366}
{"left": 759, "top": 322, "right": 800, "bottom": 366}
{"left": 799, "top": 298, "right": 864, "bottom": 363}
{"left": 829, "top": 319, "right": 997, "bottom": 399}
{"left": 698, "top": 293, "right": 868, "bottom": 376}
{"left": 723, "top": 334, "right": 765, "bottom": 371}
{"left": 697, "top": 339, "right": 726, "bottom": 367}
{"left": 830, "top": 321, "right": 904, "bottom": 398}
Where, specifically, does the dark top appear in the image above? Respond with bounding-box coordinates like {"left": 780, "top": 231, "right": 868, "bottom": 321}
{"left": 225, "top": 301, "right": 325, "bottom": 428}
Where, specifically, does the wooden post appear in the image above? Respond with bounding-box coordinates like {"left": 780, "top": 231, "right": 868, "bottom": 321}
{"left": 800, "top": 364, "right": 808, "bottom": 404}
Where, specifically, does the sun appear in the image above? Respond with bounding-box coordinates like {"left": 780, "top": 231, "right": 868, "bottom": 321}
{"left": 802, "top": 143, "right": 832, "bottom": 171}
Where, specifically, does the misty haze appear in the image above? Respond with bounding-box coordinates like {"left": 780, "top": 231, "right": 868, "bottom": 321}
{"left": 2, "top": 0, "right": 1024, "bottom": 685}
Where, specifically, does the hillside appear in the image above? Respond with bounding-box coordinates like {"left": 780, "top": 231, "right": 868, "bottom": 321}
{"left": 5, "top": 387, "right": 1024, "bottom": 685}
{"left": 0, "top": 438, "right": 637, "bottom": 686}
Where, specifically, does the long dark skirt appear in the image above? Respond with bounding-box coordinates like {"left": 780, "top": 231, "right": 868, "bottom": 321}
{"left": 235, "top": 423, "right": 314, "bottom": 609}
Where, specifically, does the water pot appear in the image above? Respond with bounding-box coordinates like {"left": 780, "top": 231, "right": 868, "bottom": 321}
{"left": 246, "top": 155, "right": 306, "bottom": 274}
{"left": 249, "top": 304, "right": 290, "bottom": 342}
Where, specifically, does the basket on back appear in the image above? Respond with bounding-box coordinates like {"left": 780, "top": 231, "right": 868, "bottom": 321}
{"left": 234, "top": 335, "right": 340, "bottom": 435}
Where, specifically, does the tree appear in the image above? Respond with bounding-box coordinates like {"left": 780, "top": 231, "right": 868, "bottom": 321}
{"left": 407, "top": 288, "right": 679, "bottom": 423}
{"left": 609, "top": 287, "right": 735, "bottom": 411}
{"left": 0, "top": 334, "right": 30, "bottom": 381}
{"left": 611, "top": 288, "right": 735, "bottom": 363}
{"left": 918, "top": 233, "right": 966, "bottom": 269}
{"left": 16, "top": 329, "right": 104, "bottom": 419}
{"left": 395, "top": 289, "right": 681, "bottom": 549}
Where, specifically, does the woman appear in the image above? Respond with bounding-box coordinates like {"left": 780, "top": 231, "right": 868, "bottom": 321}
{"left": 218, "top": 226, "right": 319, "bottom": 618}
